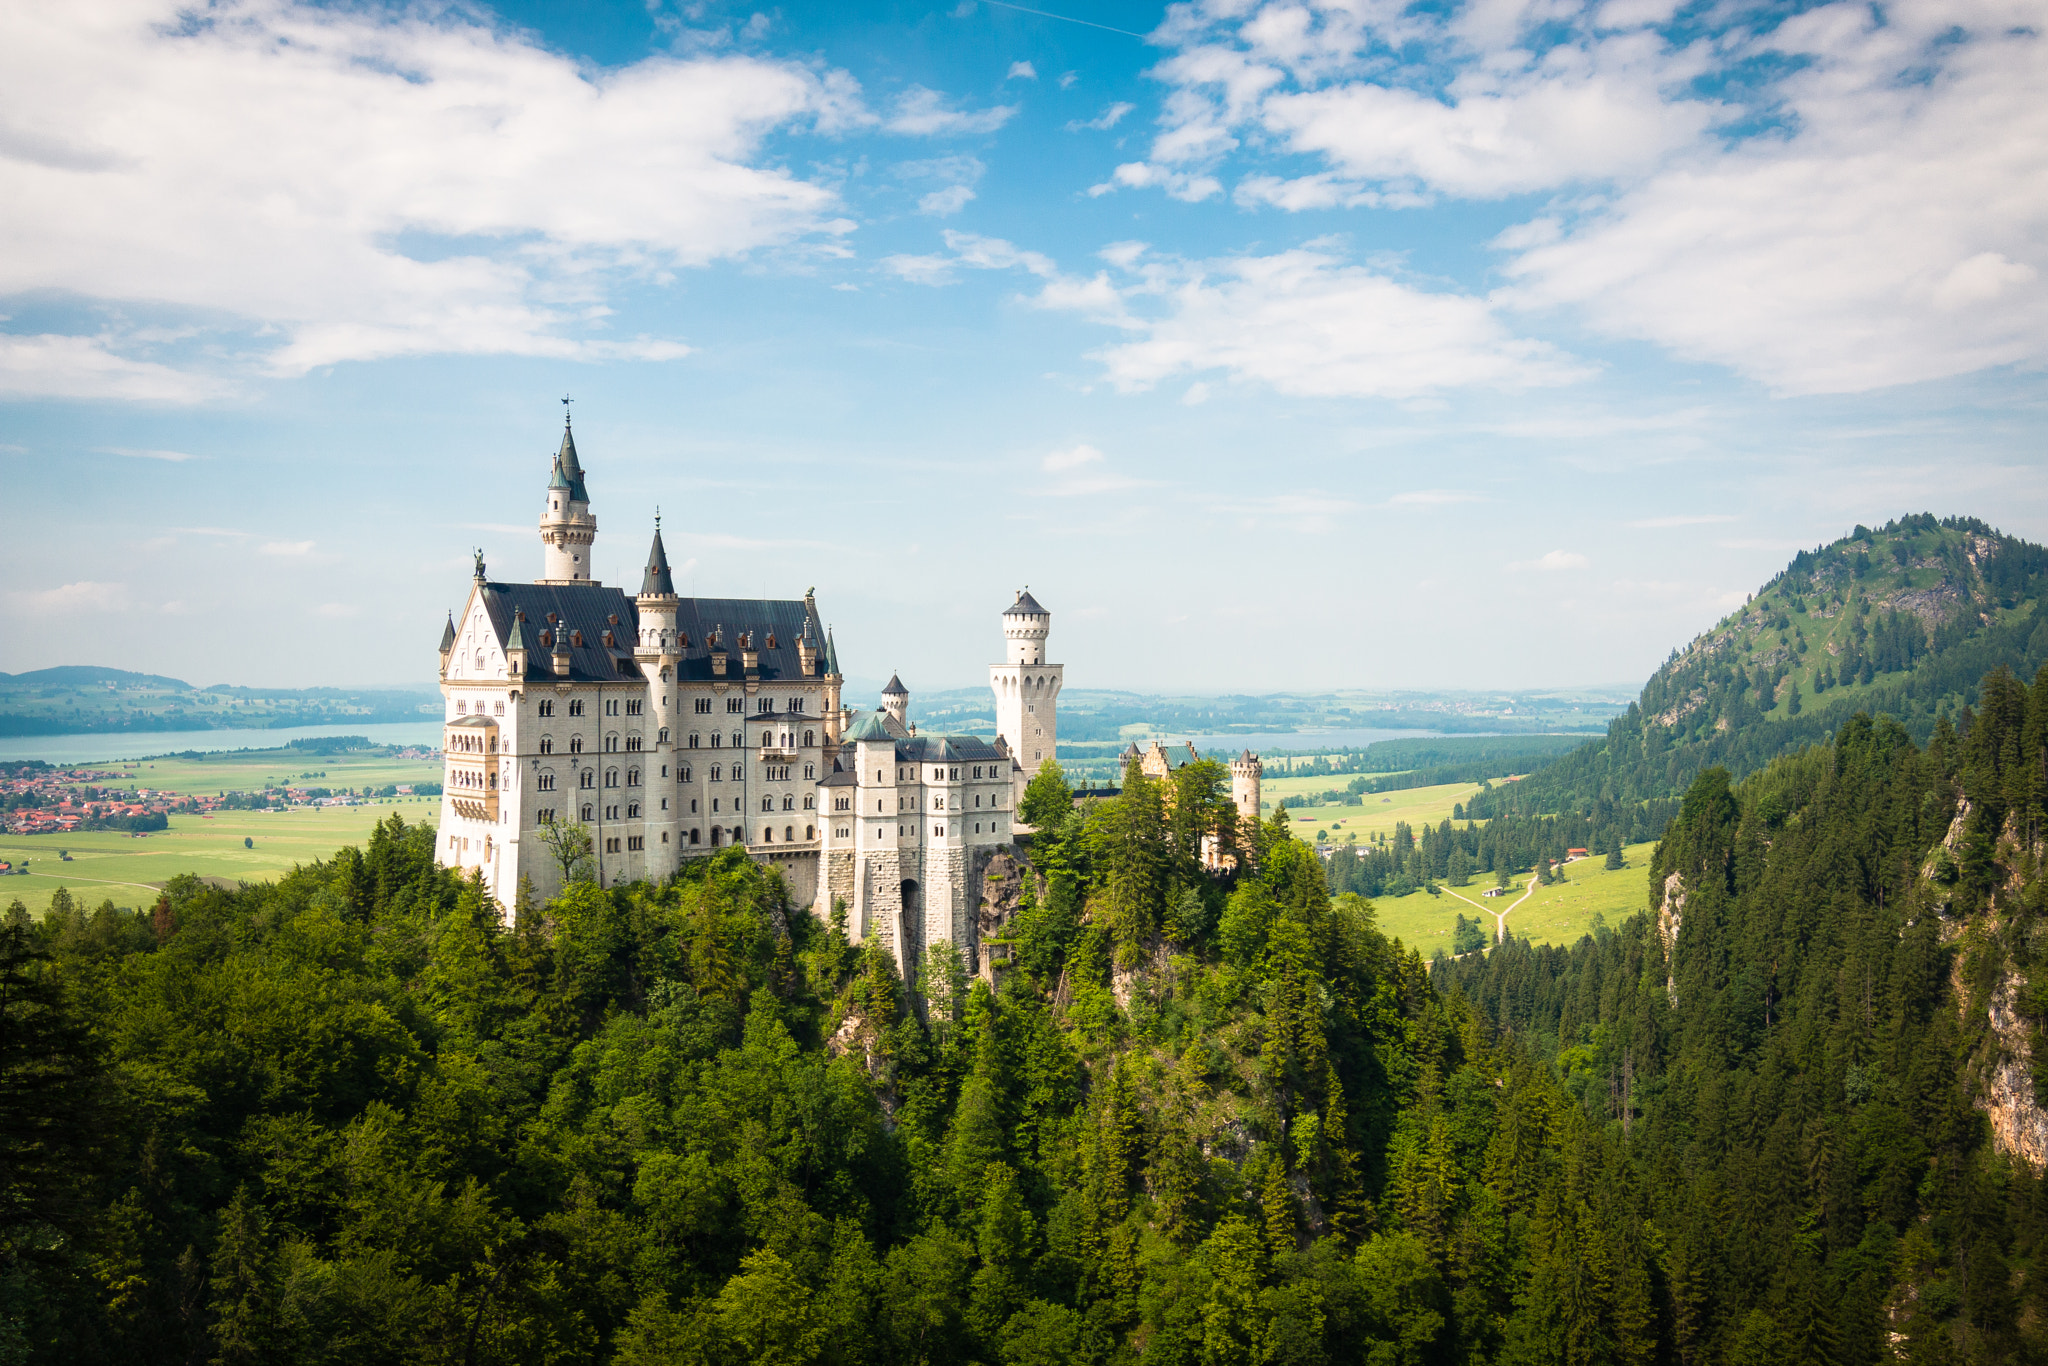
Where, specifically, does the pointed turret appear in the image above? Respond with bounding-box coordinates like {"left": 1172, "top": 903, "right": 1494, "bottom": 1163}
{"left": 439, "top": 612, "right": 456, "bottom": 655}
{"left": 538, "top": 407, "right": 599, "bottom": 584}
{"left": 506, "top": 610, "right": 528, "bottom": 678}
{"left": 640, "top": 523, "right": 675, "bottom": 597}
{"left": 881, "top": 672, "right": 909, "bottom": 729}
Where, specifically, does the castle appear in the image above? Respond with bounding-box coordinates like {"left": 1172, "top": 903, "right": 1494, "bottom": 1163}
{"left": 436, "top": 415, "right": 1256, "bottom": 974}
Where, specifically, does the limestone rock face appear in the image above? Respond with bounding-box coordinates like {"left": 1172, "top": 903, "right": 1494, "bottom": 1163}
{"left": 977, "top": 849, "right": 1026, "bottom": 981}
{"left": 1657, "top": 871, "right": 1685, "bottom": 1007}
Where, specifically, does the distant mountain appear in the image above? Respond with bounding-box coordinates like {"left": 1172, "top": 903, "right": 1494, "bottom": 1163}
{"left": 0, "top": 667, "right": 439, "bottom": 737}
{"left": 0, "top": 665, "right": 192, "bottom": 689}
{"left": 1468, "top": 513, "right": 2048, "bottom": 820}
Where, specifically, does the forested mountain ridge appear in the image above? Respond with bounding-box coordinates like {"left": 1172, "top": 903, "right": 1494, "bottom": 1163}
{"left": 1468, "top": 514, "right": 2048, "bottom": 825}
{"left": 1439, "top": 664, "right": 2048, "bottom": 1363}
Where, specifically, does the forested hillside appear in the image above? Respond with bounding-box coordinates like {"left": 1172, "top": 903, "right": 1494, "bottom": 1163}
{"left": 1437, "top": 664, "right": 2048, "bottom": 1363}
{"left": 1469, "top": 515, "right": 2048, "bottom": 830}
{"left": 6, "top": 666, "right": 2048, "bottom": 1364}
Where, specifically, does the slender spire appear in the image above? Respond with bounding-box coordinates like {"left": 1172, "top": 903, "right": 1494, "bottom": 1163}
{"left": 439, "top": 612, "right": 456, "bottom": 654}
{"left": 825, "top": 627, "right": 839, "bottom": 675}
{"left": 506, "top": 609, "right": 526, "bottom": 652}
{"left": 640, "top": 521, "right": 675, "bottom": 597}
{"left": 556, "top": 407, "right": 588, "bottom": 502}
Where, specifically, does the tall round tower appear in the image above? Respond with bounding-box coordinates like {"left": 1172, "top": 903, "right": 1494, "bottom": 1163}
{"left": 1230, "top": 749, "right": 1263, "bottom": 830}
{"left": 990, "top": 588, "right": 1063, "bottom": 807}
{"left": 538, "top": 416, "right": 598, "bottom": 584}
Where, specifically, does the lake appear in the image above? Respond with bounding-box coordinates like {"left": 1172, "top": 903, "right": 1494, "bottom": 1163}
{"left": 0, "top": 721, "right": 446, "bottom": 766}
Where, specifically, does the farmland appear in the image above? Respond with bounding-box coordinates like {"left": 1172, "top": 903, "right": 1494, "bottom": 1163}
{"left": 1, "top": 799, "right": 440, "bottom": 918}
{"left": 1369, "top": 840, "right": 1661, "bottom": 953}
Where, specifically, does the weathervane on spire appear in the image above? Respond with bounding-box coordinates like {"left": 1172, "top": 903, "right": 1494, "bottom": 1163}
{"left": 561, "top": 393, "right": 573, "bottom": 427}
{"left": 655, "top": 505, "right": 661, "bottom": 531}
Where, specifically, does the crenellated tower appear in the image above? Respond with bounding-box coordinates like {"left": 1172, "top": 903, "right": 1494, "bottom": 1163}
{"left": 881, "top": 672, "right": 910, "bottom": 730}
{"left": 1231, "top": 749, "right": 1263, "bottom": 834}
{"left": 538, "top": 416, "right": 598, "bottom": 583}
{"left": 989, "top": 588, "right": 1061, "bottom": 808}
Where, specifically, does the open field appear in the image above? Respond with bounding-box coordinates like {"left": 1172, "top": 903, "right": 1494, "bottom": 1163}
{"left": 63, "top": 746, "right": 443, "bottom": 796}
{"left": 1369, "top": 841, "right": 1661, "bottom": 953}
{"left": 1267, "top": 774, "right": 1534, "bottom": 847}
{"left": 0, "top": 799, "right": 439, "bottom": 918}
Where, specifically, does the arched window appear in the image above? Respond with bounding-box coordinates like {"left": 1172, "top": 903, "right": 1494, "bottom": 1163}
{"left": 731, "top": 732, "right": 742, "bottom": 748}
{"left": 805, "top": 825, "right": 814, "bottom": 840}
{"left": 785, "top": 825, "right": 794, "bottom": 842}
{"left": 538, "top": 772, "right": 555, "bottom": 792}
{"left": 711, "top": 733, "right": 721, "bottom": 748}
{"left": 569, "top": 736, "right": 583, "bottom": 754}
{"left": 580, "top": 771, "right": 594, "bottom": 789}
{"left": 761, "top": 731, "right": 773, "bottom": 749}
{"left": 658, "top": 728, "right": 668, "bottom": 744}
{"left": 475, "top": 651, "right": 484, "bottom": 669}
{"left": 581, "top": 803, "right": 594, "bottom": 821}
{"left": 688, "top": 733, "right": 700, "bottom": 748}
{"left": 606, "top": 735, "right": 618, "bottom": 752}
{"left": 710, "top": 827, "right": 721, "bottom": 846}
{"left": 803, "top": 729, "right": 814, "bottom": 747}
{"left": 627, "top": 768, "right": 640, "bottom": 786}
{"left": 783, "top": 795, "right": 794, "bottom": 811}
{"left": 539, "top": 699, "right": 554, "bottom": 717}
{"left": 711, "top": 765, "right": 722, "bottom": 782}
{"left": 803, "top": 795, "right": 814, "bottom": 809}
{"left": 605, "top": 769, "right": 619, "bottom": 788}
{"left": 689, "top": 829, "right": 700, "bottom": 844}
{"left": 761, "top": 796, "right": 773, "bottom": 812}
{"left": 762, "top": 826, "right": 773, "bottom": 843}
{"left": 540, "top": 736, "right": 553, "bottom": 755}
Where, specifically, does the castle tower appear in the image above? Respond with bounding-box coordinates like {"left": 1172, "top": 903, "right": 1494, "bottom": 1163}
{"left": 989, "top": 588, "right": 1061, "bottom": 805}
{"left": 537, "top": 416, "right": 598, "bottom": 584}
{"left": 1231, "top": 749, "right": 1263, "bottom": 832}
{"left": 635, "top": 520, "right": 679, "bottom": 656}
{"left": 881, "top": 672, "right": 910, "bottom": 730}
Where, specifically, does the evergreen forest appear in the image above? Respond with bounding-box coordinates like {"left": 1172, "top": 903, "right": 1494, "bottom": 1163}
{"left": 6, "top": 528, "right": 2048, "bottom": 1363}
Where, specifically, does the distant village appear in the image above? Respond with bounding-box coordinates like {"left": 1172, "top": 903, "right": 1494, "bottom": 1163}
{"left": 0, "top": 750, "right": 443, "bottom": 838}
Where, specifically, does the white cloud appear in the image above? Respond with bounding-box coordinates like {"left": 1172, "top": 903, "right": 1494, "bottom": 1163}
{"left": 261, "top": 540, "right": 315, "bottom": 556}
{"left": 1628, "top": 514, "right": 1734, "bottom": 528}
{"left": 918, "top": 185, "right": 977, "bottom": 216}
{"left": 0, "top": 0, "right": 868, "bottom": 395}
{"left": 1181, "top": 382, "right": 1211, "bottom": 405}
{"left": 882, "top": 253, "right": 960, "bottom": 286}
{"left": 1066, "top": 101, "right": 1135, "bottom": 132}
{"left": 10, "top": 581, "right": 129, "bottom": 613}
{"left": 1037, "top": 443, "right": 1150, "bottom": 496}
{"left": 98, "top": 446, "right": 199, "bottom": 462}
{"left": 316, "top": 602, "right": 359, "bottom": 619}
{"left": 1042, "top": 444, "right": 1103, "bottom": 473}
{"left": 1119, "top": 0, "right": 2048, "bottom": 395}
{"left": 1008, "top": 61, "right": 1038, "bottom": 81}
{"left": 0, "top": 334, "right": 231, "bottom": 404}
{"left": 1514, "top": 550, "right": 1592, "bottom": 571}
{"left": 885, "top": 86, "right": 1016, "bottom": 136}
{"left": 1059, "top": 248, "right": 1594, "bottom": 399}
{"left": 1390, "top": 489, "right": 1483, "bottom": 506}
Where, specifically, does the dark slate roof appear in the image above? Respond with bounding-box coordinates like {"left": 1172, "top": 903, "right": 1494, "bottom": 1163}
{"left": 472, "top": 582, "right": 825, "bottom": 685}
{"left": 881, "top": 672, "right": 908, "bottom": 695}
{"left": 1004, "top": 589, "right": 1047, "bottom": 616}
{"left": 641, "top": 528, "right": 675, "bottom": 597}
{"left": 439, "top": 613, "right": 456, "bottom": 653}
{"left": 896, "top": 734, "right": 1007, "bottom": 763}
{"left": 557, "top": 423, "right": 589, "bottom": 503}
{"left": 818, "top": 766, "right": 858, "bottom": 787}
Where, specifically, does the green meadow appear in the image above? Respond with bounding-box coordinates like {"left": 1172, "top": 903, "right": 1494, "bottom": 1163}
{"left": 1262, "top": 773, "right": 1527, "bottom": 848}
{"left": 1, "top": 799, "right": 440, "bottom": 918}
{"left": 74, "top": 745, "right": 442, "bottom": 796}
{"left": 1368, "top": 840, "right": 1661, "bottom": 953}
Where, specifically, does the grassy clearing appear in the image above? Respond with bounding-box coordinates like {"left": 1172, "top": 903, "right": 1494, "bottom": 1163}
{"left": 0, "top": 799, "right": 440, "bottom": 918}
{"left": 74, "top": 746, "right": 442, "bottom": 796}
{"left": 1266, "top": 775, "right": 1536, "bottom": 848}
{"left": 1368, "top": 841, "right": 1660, "bottom": 953}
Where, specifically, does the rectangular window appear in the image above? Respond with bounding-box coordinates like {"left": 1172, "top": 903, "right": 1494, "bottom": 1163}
{"left": 627, "top": 836, "right": 644, "bottom": 851}
{"left": 695, "top": 698, "right": 712, "bottom": 714}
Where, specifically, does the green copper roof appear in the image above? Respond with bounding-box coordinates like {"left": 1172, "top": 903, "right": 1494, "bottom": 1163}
{"left": 845, "top": 709, "right": 895, "bottom": 742}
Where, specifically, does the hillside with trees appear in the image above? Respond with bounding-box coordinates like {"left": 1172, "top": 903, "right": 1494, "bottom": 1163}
{"left": 5, "top": 660, "right": 2045, "bottom": 1363}
{"left": 1468, "top": 515, "right": 2048, "bottom": 830}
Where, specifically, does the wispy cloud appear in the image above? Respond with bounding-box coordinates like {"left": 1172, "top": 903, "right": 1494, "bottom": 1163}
{"left": 1066, "top": 101, "right": 1134, "bottom": 132}
{"left": 1390, "top": 489, "right": 1483, "bottom": 507}
{"left": 1512, "top": 550, "right": 1591, "bottom": 572}
{"left": 98, "top": 445, "right": 199, "bottom": 462}
{"left": 1628, "top": 514, "right": 1735, "bottom": 528}
{"left": 9, "top": 580, "right": 129, "bottom": 613}
{"left": 1007, "top": 61, "right": 1037, "bottom": 81}
{"left": 261, "top": 540, "right": 315, "bottom": 556}
{"left": 1037, "top": 443, "right": 1151, "bottom": 496}
{"left": 885, "top": 86, "right": 1016, "bottom": 136}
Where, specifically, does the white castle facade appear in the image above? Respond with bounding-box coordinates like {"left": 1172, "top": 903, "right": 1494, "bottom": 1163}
{"left": 437, "top": 418, "right": 1171, "bottom": 975}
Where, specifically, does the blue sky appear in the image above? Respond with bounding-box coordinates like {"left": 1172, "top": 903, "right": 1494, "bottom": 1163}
{"left": 2, "top": 0, "right": 2044, "bottom": 694}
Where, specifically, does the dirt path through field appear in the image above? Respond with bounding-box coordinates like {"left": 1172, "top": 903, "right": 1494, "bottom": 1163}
{"left": 1440, "top": 878, "right": 1537, "bottom": 944}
